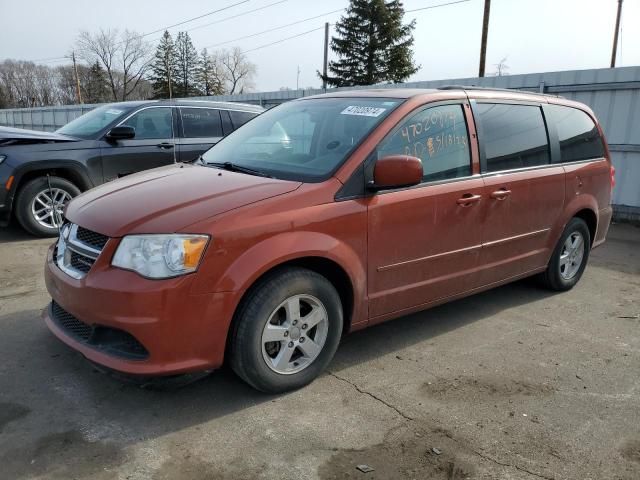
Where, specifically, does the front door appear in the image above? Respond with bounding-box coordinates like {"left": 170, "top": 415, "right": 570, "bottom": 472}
{"left": 367, "top": 103, "right": 484, "bottom": 320}
{"left": 100, "top": 106, "right": 177, "bottom": 182}
{"left": 473, "top": 102, "right": 565, "bottom": 284}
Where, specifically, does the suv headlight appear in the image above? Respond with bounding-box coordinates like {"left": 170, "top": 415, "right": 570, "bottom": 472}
{"left": 112, "top": 234, "right": 209, "bottom": 279}
{"left": 0, "top": 155, "right": 7, "bottom": 165}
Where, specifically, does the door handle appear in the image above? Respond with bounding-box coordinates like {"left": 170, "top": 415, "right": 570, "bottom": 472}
{"left": 456, "top": 194, "right": 482, "bottom": 206}
{"left": 490, "top": 189, "right": 512, "bottom": 200}
{"left": 157, "top": 142, "right": 175, "bottom": 149}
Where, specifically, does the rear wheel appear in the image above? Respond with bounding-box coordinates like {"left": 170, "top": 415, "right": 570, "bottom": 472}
{"left": 230, "top": 267, "right": 343, "bottom": 393}
{"left": 540, "top": 217, "right": 591, "bottom": 291}
{"left": 15, "top": 176, "right": 80, "bottom": 237}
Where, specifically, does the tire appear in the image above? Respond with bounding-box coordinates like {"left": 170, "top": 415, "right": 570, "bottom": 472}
{"left": 229, "top": 267, "right": 343, "bottom": 393}
{"left": 539, "top": 217, "right": 591, "bottom": 291}
{"left": 15, "top": 176, "right": 80, "bottom": 237}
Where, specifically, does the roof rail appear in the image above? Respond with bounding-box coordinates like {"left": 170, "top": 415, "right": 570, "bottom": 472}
{"left": 438, "top": 85, "right": 562, "bottom": 98}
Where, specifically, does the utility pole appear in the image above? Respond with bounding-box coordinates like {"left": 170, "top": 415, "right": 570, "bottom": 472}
{"left": 296, "top": 65, "right": 301, "bottom": 90}
{"left": 610, "top": 0, "right": 623, "bottom": 68}
{"left": 322, "top": 22, "right": 329, "bottom": 90}
{"left": 71, "top": 51, "right": 83, "bottom": 104}
{"left": 478, "top": 0, "right": 491, "bottom": 77}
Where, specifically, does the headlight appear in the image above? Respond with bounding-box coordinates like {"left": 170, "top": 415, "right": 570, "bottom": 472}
{"left": 112, "top": 234, "right": 209, "bottom": 279}
{"left": 0, "top": 155, "right": 6, "bottom": 165}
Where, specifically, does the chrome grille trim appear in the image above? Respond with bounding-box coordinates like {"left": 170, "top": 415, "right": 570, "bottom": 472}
{"left": 55, "top": 223, "right": 108, "bottom": 279}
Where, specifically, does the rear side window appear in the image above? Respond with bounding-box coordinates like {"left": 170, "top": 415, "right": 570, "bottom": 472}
{"left": 377, "top": 104, "right": 471, "bottom": 182}
{"left": 181, "top": 108, "right": 222, "bottom": 138}
{"left": 229, "top": 110, "right": 257, "bottom": 129}
{"left": 545, "top": 105, "right": 605, "bottom": 162}
{"left": 476, "top": 103, "right": 550, "bottom": 172}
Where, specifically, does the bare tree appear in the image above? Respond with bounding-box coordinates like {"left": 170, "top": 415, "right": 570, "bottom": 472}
{"left": 0, "top": 60, "right": 63, "bottom": 107}
{"left": 76, "top": 29, "right": 152, "bottom": 101}
{"left": 492, "top": 57, "right": 510, "bottom": 77}
{"left": 219, "top": 47, "right": 256, "bottom": 94}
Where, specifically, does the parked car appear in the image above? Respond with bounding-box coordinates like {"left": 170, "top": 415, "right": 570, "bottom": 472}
{"left": 43, "top": 87, "right": 613, "bottom": 393}
{"left": 0, "top": 100, "right": 263, "bottom": 236}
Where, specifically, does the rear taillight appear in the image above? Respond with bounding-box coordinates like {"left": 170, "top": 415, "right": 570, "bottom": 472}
{"left": 610, "top": 165, "right": 616, "bottom": 189}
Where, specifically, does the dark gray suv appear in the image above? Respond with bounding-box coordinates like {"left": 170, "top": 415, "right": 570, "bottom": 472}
{"left": 0, "top": 100, "right": 263, "bottom": 236}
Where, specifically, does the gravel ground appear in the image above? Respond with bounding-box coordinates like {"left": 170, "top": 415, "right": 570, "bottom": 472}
{"left": 0, "top": 222, "right": 638, "bottom": 480}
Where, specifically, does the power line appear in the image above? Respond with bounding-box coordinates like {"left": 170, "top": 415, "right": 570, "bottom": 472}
{"left": 141, "top": 0, "right": 251, "bottom": 38}
{"left": 19, "top": 0, "right": 283, "bottom": 65}
{"left": 206, "top": 7, "right": 344, "bottom": 49}
{"left": 183, "top": 0, "right": 290, "bottom": 35}
{"left": 406, "top": 0, "right": 472, "bottom": 13}
{"left": 16, "top": 0, "right": 473, "bottom": 69}
{"left": 239, "top": 0, "right": 474, "bottom": 55}
{"left": 242, "top": 26, "right": 325, "bottom": 54}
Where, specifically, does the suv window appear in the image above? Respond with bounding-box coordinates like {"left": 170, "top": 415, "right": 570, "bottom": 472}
{"left": 477, "top": 103, "right": 550, "bottom": 172}
{"left": 377, "top": 104, "right": 471, "bottom": 182}
{"left": 229, "top": 110, "right": 257, "bottom": 129}
{"left": 181, "top": 108, "right": 222, "bottom": 138}
{"left": 545, "top": 105, "right": 605, "bottom": 162}
{"left": 121, "top": 107, "right": 173, "bottom": 140}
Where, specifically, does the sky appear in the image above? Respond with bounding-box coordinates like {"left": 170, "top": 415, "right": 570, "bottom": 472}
{"left": 1, "top": 0, "right": 638, "bottom": 92}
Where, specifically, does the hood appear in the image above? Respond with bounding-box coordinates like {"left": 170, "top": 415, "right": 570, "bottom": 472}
{"left": 0, "top": 126, "right": 78, "bottom": 145}
{"left": 64, "top": 164, "right": 302, "bottom": 237}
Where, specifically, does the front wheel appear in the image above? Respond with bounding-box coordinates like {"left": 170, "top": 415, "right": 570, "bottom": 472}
{"left": 540, "top": 217, "right": 591, "bottom": 291}
{"left": 229, "top": 267, "right": 343, "bottom": 393}
{"left": 15, "top": 176, "right": 80, "bottom": 237}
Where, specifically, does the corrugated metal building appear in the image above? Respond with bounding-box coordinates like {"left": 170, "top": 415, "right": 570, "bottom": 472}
{"left": 1, "top": 66, "right": 638, "bottom": 219}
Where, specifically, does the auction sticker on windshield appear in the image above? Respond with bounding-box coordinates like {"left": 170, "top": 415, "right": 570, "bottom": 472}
{"left": 341, "top": 106, "right": 386, "bottom": 117}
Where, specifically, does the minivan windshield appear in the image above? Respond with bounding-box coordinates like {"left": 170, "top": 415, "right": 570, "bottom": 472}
{"left": 201, "top": 97, "right": 401, "bottom": 181}
{"left": 56, "top": 104, "right": 131, "bottom": 139}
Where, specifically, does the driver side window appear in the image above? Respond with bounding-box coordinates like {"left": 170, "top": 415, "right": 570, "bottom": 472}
{"left": 121, "top": 107, "right": 173, "bottom": 140}
{"left": 377, "top": 104, "right": 471, "bottom": 182}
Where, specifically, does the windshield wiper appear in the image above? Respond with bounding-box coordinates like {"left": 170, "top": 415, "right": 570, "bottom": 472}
{"left": 207, "top": 161, "right": 273, "bottom": 178}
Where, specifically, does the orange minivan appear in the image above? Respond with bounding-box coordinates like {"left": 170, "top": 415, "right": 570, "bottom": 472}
{"left": 43, "top": 87, "right": 614, "bottom": 392}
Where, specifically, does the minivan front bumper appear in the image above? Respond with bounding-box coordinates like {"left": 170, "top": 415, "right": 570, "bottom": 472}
{"left": 43, "top": 242, "right": 236, "bottom": 376}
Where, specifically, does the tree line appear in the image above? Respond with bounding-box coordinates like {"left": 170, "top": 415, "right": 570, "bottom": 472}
{"left": 0, "top": 29, "right": 256, "bottom": 108}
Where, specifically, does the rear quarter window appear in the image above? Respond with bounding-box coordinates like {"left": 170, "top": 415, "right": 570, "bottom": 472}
{"left": 181, "top": 108, "right": 222, "bottom": 138}
{"left": 229, "top": 110, "right": 258, "bottom": 129}
{"left": 476, "top": 103, "right": 550, "bottom": 172}
{"left": 545, "top": 105, "right": 605, "bottom": 162}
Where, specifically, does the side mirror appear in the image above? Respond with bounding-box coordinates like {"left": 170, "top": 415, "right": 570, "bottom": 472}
{"left": 370, "top": 155, "right": 423, "bottom": 190}
{"left": 106, "top": 125, "right": 135, "bottom": 140}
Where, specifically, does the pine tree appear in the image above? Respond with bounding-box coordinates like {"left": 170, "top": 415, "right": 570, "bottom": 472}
{"left": 150, "top": 31, "right": 178, "bottom": 99}
{"left": 321, "top": 0, "right": 418, "bottom": 87}
{"left": 175, "top": 32, "right": 200, "bottom": 97}
{"left": 197, "top": 49, "right": 224, "bottom": 96}
{"left": 84, "top": 61, "right": 109, "bottom": 103}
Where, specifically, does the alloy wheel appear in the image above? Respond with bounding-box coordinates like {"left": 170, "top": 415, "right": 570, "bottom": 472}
{"left": 261, "top": 294, "right": 329, "bottom": 375}
{"left": 31, "top": 188, "right": 71, "bottom": 229}
{"left": 559, "top": 231, "right": 585, "bottom": 280}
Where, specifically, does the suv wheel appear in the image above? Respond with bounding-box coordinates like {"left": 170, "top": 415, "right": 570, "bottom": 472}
{"left": 230, "top": 267, "right": 343, "bottom": 393}
{"left": 15, "top": 176, "right": 80, "bottom": 237}
{"left": 540, "top": 217, "right": 591, "bottom": 291}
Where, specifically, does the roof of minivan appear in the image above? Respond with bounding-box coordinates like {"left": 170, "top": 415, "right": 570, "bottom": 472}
{"left": 304, "top": 88, "right": 439, "bottom": 100}
{"left": 302, "top": 87, "right": 567, "bottom": 104}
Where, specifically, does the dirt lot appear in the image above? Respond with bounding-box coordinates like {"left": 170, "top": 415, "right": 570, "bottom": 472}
{"left": 0, "top": 222, "right": 638, "bottom": 480}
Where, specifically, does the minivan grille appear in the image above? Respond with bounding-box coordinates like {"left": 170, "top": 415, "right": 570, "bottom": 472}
{"left": 76, "top": 226, "right": 109, "bottom": 250}
{"left": 55, "top": 224, "right": 109, "bottom": 279}
{"left": 52, "top": 301, "right": 93, "bottom": 341}
{"left": 50, "top": 302, "right": 149, "bottom": 360}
